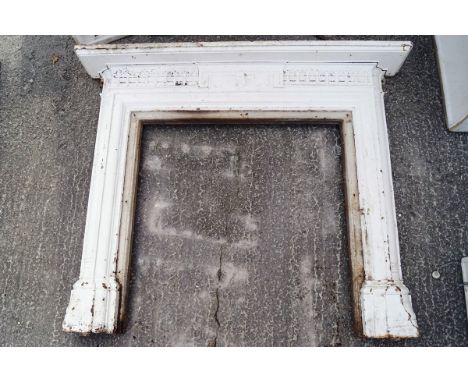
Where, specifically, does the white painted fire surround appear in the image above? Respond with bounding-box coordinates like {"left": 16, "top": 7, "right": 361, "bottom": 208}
{"left": 63, "top": 41, "right": 419, "bottom": 339}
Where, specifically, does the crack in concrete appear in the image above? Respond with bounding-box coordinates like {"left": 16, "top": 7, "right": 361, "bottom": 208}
{"left": 212, "top": 250, "right": 223, "bottom": 347}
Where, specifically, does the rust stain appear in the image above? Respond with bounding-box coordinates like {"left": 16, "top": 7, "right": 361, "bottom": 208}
{"left": 51, "top": 53, "right": 60, "bottom": 65}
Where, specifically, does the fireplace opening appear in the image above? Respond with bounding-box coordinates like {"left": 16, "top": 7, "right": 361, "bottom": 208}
{"left": 120, "top": 122, "right": 355, "bottom": 346}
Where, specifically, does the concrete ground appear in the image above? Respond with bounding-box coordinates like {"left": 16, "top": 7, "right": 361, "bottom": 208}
{"left": 0, "top": 35, "right": 466, "bottom": 346}
{"left": 129, "top": 123, "right": 347, "bottom": 346}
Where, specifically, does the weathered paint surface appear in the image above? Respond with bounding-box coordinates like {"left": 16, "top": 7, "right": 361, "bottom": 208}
{"left": 62, "top": 41, "right": 419, "bottom": 337}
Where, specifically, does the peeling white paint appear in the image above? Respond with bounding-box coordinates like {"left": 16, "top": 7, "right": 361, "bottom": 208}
{"left": 63, "top": 41, "right": 418, "bottom": 338}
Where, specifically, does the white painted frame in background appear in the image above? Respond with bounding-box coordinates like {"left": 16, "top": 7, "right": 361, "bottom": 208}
{"left": 63, "top": 41, "right": 419, "bottom": 339}
{"left": 435, "top": 36, "right": 468, "bottom": 132}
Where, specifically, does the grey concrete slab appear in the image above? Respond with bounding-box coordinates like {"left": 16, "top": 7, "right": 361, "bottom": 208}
{"left": 0, "top": 35, "right": 466, "bottom": 346}
{"left": 127, "top": 124, "right": 347, "bottom": 347}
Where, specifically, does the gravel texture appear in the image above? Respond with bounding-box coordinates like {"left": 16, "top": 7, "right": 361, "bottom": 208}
{"left": 0, "top": 35, "right": 466, "bottom": 346}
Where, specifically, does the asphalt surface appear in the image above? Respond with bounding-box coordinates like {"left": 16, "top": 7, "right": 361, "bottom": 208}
{"left": 0, "top": 35, "right": 466, "bottom": 346}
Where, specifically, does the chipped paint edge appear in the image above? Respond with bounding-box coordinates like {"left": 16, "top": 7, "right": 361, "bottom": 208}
{"left": 74, "top": 40, "right": 413, "bottom": 78}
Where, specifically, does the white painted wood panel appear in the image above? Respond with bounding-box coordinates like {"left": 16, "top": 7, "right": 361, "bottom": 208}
{"left": 435, "top": 36, "right": 468, "bottom": 132}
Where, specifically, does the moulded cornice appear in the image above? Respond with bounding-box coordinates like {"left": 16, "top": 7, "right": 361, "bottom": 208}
{"left": 76, "top": 40, "right": 413, "bottom": 78}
